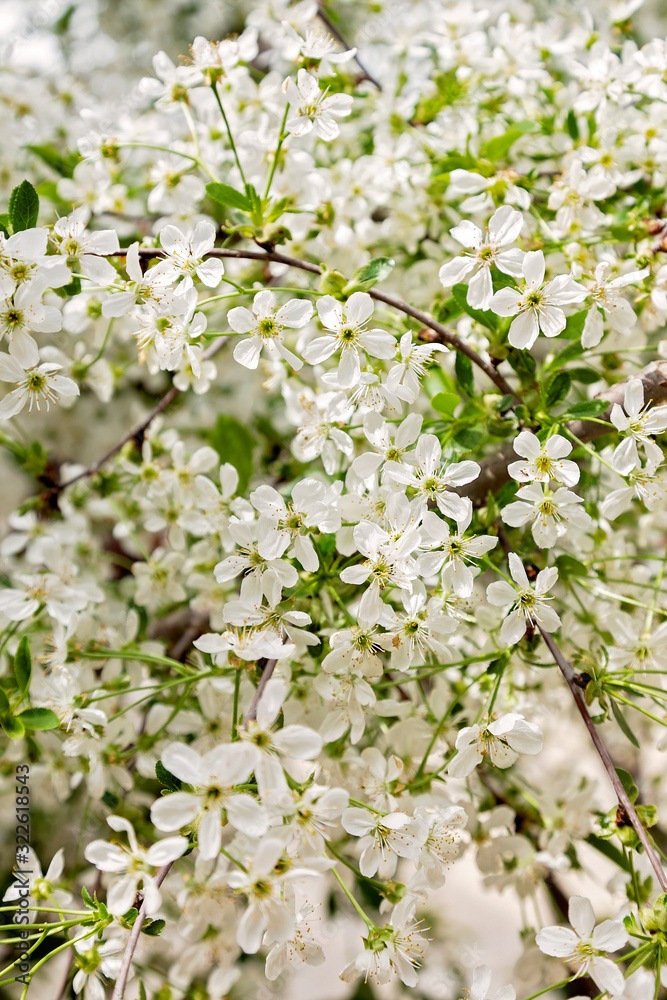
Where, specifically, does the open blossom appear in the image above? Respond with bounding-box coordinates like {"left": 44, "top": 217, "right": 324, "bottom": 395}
{"left": 384, "top": 434, "right": 479, "bottom": 521}
{"left": 438, "top": 205, "right": 525, "bottom": 309}
{"left": 600, "top": 455, "right": 667, "bottom": 518}
{"left": 418, "top": 509, "right": 498, "bottom": 597}
{"left": 150, "top": 742, "right": 267, "bottom": 859}
{"left": 449, "top": 714, "right": 543, "bottom": 777}
{"left": 340, "top": 900, "right": 430, "bottom": 988}
{"left": 351, "top": 410, "right": 423, "bottom": 481}
{"left": 341, "top": 807, "right": 424, "bottom": 878}
{"left": 250, "top": 477, "right": 341, "bottom": 571}
{"left": 147, "top": 221, "right": 224, "bottom": 289}
{"left": 610, "top": 377, "right": 667, "bottom": 474}
{"left": 51, "top": 208, "right": 119, "bottom": 282}
{"left": 581, "top": 261, "right": 648, "bottom": 347}
{"left": 0, "top": 355, "right": 79, "bottom": 418}
{"left": 502, "top": 483, "right": 592, "bottom": 548}
{"left": 536, "top": 895, "right": 627, "bottom": 995}
{"left": 283, "top": 69, "right": 353, "bottom": 140}
{"left": 84, "top": 815, "right": 187, "bottom": 916}
{"left": 229, "top": 290, "right": 312, "bottom": 370}
{"left": 302, "top": 292, "right": 396, "bottom": 388}
{"left": 490, "top": 251, "right": 587, "bottom": 349}
{"left": 486, "top": 553, "right": 561, "bottom": 644}
{"left": 0, "top": 276, "right": 63, "bottom": 367}
{"left": 508, "top": 431, "right": 580, "bottom": 486}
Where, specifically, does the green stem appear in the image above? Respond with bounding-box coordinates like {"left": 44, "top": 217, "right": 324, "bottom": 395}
{"left": 213, "top": 83, "right": 247, "bottom": 186}
{"left": 331, "top": 867, "right": 377, "bottom": 931}
{"left": 263, "top": 102, "right": 290, "bottom": 199}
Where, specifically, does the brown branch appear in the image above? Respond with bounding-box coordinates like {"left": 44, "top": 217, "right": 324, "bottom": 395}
{"left": 108, "top": 246, "right": 520, "bottom": 399}
{"left": 460, "top": 360, "right": 667, "bottom": 506}
{"left": 540, "top": 627, "right": 667, "bottom": 893}
{"left": 111, "top": 861, "right": 174, "bottom": 1000}
{"left": 244, "top": 657, "right": 277, "bottom": 723}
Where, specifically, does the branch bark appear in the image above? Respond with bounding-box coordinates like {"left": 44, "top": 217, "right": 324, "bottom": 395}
{"left": 109, "top": 246, "right": 520, "bottom": 400}
{"left": 540, "top": 627, "right": 667, "bottom": 893}
{"left": 111, "top": 861, "right": 174, "bottom": 1000}
{"left": 460, "top": 360, "right": 667, "bottom": 505}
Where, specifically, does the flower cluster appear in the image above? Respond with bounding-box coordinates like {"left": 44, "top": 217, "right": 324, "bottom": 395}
{"left": 1, "top": 1, "right": 667, "bottom": 999}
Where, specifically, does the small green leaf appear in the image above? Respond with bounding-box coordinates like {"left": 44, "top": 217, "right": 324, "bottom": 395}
{"left": 555, "top": 553, "right": 588, "bottom": 580}
{"left": 451, "top": 284, "right": 499, "bottom": 332}
{"left": 0, "top": 689, "right": 24, "bottom": 739}
{"left": 546, "top": 340, "right": 585, "bottom": 370}
{"left": 81, "top": 886, "right": 95, "bottom": 908}
{"left": 616, "top": 767, "right": 639, "bottom": 803}
{"left": 13, "top": 637, "right": 31, "bottom": 698}
{"left": 156, "top": 760, "right": 182, "bottom": 792}
{"left": 566, "top": 109, "right": 579, "bottom": 142}
{"left": 8, "top": 180, "right": 39, "bottom": 232}
{"left": 16, "top": 707, "right": 60, "bottom": 730}
{"left": 562, "top": 399, "right": 610, "bottom": 420}
{"left": 543, "top": 370, "right": 572, "bottom": 409}
{"left": 343, "top": 257, "right": 395, "bottom": 294}
{"left": 568, "top": 367, "right": 602, "bottom": 385}
{"left": 480, "top": 121, "right": 536, "bottom": 162}
{"left": 0, "top": 213, "right": 10, "bottom": 237}
{"left": 27, "top": 144, "right": 81, "bottom": 178}
{"left": 495, "top": 480, "right": 519, "bottom": 508}
{"left": 611, "top": 701, "right": 640, "bottom": 749}
{"left": 431, "top": 392, "right": 460, "bottom": 419}
{"left": 454, "top": 351, "right": 475, "bottom": 396}
{"left": 560, "top": 308, "right": 588, "bottom": 340}
{"left": 205, "top": 182, "right": 251, "bottom": 212}
{"left": 454, "top": 426, "right": 483, "bottom": 449}
{"left": 142, "top": 918, "right": 166, "bottom": 936}
{"left": 207, "top": 415, "right": 256, "bottom": 495}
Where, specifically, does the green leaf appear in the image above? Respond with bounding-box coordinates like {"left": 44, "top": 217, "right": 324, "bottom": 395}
{"left": 451, "top": 284, "right": 499, "bottom": 332}
{"left": 554, "top": 553, "right": 588, "bottom": 580}
{"left": 207, "top": 415, "right": 256, "bottom": 495}
{"left": 560, "top": 308, "right": 588, "bottom": 340}
{"left": 81, "top": 886, "right": 95, "bottom": 908}
{"left": 495, "top": 480, "right": 519, "bottom": 508}
{"left": 142, "top": 918, "right": 166, "bottom": 936}
{"left": 0, "top": 213, "right": 10, "bottom": 237}
{"left": 546, "top": 340, "right": 585, "bottom": 370}
{"left": 246, "top": 183, "right": 263, "bottom": 224}
{"left": 562, "top": 399, "right": 610, "bottom": 420}
{"left": 343, "top": 257, "right": 395, "bottom": 294}
{"left": 480, "top": 121, "right": 536, "bottom": 162}
{"left": 507, "top": 348, "right": 536, "bottom": 385}
{"left": 431, "top": 392, "right": 460, "bottom": 419}
{"left": 616, "top": 767, "right": 639, "bottom": 803}
{"left": 568, "top": 366, "right": 602, "bottom": 385}
{"left": 13, "top": 637, "right": 31, "bottom": 698}
{"left": 543, "top": 370, "right": 572, "bottom": 409}
{"left": 156, "top": 760, "right": 182, "bottom": 792}
{"left": 27, "top": 143, "right": 81, "bottom": 178}
{"left": 0, "top": 688, "right": 24, "bottom": 740}
{"left": 454, "top": 351, "right": 475, "bottom": 396}
{"left": 8, "top": 180, "right": 39, "bottom": 232}
{"left": 16, "top": 707, "right": 60, "bottom": 731}
{"left": 453, "top": 426, "right": 483, "bottom": 449}
{"left": 566, "top": 109, "right": 579, "bottom": 142}
{"left": 585, "top": 833, "right": 631, "bottom": 871}
{"left": 611, "top": 701, "right": 640, "bottom": 749}
{"left": 205, "top": 182, "right": 251, "bottom": 212}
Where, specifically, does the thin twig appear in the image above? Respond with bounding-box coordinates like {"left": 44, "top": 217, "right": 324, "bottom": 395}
{"left": 316, "top": 3, "right": 382, "bottom": 90}
{"left": 540, "top": 627, "right": 667, "bottom": 893}
{"left": 244, "top": 658, "right": 277, "bottom": 723}
{"left": 110, "top": 862, "right": 174, "bottom": 1000}
{"left": 105, "top": 246, "right": 520, "bottom": 399}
